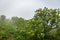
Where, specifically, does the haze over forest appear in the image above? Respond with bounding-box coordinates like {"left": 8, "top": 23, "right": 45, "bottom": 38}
{"left": 0, "top": 0, "right": 60, "bottom": 40}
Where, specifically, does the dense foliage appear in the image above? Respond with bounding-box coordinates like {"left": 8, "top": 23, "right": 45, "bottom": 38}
{"left": 0, "top": 7, "right": 60, "bottom": 40}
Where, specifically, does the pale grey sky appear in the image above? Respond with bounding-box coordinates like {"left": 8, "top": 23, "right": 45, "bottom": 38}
{"left": 0, "top": 0, "right": 60, "bottom": 19}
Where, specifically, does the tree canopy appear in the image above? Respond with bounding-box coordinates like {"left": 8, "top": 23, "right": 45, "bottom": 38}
{"left": 0, "top": 7, "right": 60, "bottom": 40}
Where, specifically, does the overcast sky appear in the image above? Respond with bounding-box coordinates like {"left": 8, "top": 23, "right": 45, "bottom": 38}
{"left": 0, "top": 0, "right": 60, "bottom": 19}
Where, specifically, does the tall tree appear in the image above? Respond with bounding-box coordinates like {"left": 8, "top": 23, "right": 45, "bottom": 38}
{"left": 26, "top": 7, "right": 60, "bottom": 40}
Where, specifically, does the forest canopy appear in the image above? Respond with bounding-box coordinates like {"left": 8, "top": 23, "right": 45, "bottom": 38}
{"left": 0, "top": 7, "right": 60, "bottom": 40}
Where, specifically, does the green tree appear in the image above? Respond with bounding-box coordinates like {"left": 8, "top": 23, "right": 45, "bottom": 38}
{"left": 26, "top": 7, "right": 60, "bottom": 40}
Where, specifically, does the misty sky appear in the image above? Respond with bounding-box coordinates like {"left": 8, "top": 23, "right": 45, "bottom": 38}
{"left": 0, "top": 0, "right": 60, "bottom": 19}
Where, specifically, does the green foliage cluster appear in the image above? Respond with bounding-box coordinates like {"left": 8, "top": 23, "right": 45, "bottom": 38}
{"left": 0, "top": 7, "right": 60, "bottom": 40}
